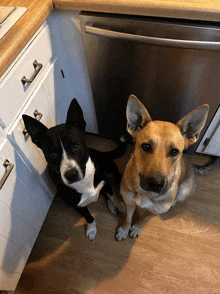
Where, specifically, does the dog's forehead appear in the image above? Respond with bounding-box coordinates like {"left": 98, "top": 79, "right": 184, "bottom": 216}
{"left": 138, "top": 121, "right": 183, "bottom": 144}
{"left": 46, "top": 124, "right": 83, "bottom": 144}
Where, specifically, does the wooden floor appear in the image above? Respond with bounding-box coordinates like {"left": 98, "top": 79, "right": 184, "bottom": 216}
{"left": 14, "top": 140, "right": 220, "bottom": 294}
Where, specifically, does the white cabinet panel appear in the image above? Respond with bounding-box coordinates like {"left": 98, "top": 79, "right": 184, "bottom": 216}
{"left": 42, "top": 58, "right": 67, "bottom": 125}
{"left": 0, "top": 139, "right": 52, "bottom": 244}
{"left": 8, "top": 60, "right": 59, "bottom": 191}
{"left": 0, "top": 25, "right": 53, "bottom": 133}
{"left": 0, "top": 138, "right": 51, "bottom": 291}
{"left": 0, "top": 234, "right": 31, "bottom": 275}
{"left": 46, "top": 10, "right": 98, "bottom": 132}
{"left": 0, "top": 200, "right": 36, "bottom": 250}
{"left": 0, "top": 139, "right": 53, "bottom": 204}
{"left": 196, "top": 105, "right": 220, "bottom": 156}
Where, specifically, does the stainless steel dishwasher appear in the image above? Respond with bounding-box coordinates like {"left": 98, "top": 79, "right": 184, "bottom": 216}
{"left": 79, "top": 12, "right": 220, "bottom": 152}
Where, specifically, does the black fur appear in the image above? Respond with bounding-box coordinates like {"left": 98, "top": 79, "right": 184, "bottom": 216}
{"left": 22, "top": 98, "right": 126, "bottom": 232}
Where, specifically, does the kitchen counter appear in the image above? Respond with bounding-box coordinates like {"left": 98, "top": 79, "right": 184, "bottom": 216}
{"left": 54, "top": 0, "right": 220, "bottom": 22}
{"left": 0, "top": 0, "right": 53, "bottom": 78}
{"left": 1, "top": 0, "right": 220, "bottom": 77}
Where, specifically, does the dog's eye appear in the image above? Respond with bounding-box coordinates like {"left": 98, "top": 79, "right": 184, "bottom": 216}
{"left": 170, "top": 148, "right": 179, "bottom": 156}
{"left": 141, "top": 143, "right": 151, "bottom": 152}
{"left": 72, "top": 143, "right": 79, "bottom": 150}
{"left": 50, "top": 152, "right": 58, "bottom": 159}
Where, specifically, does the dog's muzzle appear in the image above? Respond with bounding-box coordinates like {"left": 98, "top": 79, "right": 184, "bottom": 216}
{"left": 140, "top": 173, "right": 168, "bottom": 194}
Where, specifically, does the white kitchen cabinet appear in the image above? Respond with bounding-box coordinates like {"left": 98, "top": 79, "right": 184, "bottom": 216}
{"left": 0, "top": 24, "right": 55, "bottom": 292}
{"left": 8, "top": 59, "right": 59, "bottom": 189}
{"left": 0, "top": 25, "right": 53, "bottom": 135}
{"left": 0, "top": 10, "right": 98, "bottom": 292}
{"left": 0, "top": 138, "right": 51, "bottom": 291}
{"left": 196, "top": 105, "right": 220, "bottom": 156}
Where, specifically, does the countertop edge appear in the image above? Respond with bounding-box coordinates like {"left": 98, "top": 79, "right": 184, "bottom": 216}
{"left": 53, "top": 1, "right": 220, "bottom": 22}
{"left": 0, "top": 0, "right": 53, "bottom": 78}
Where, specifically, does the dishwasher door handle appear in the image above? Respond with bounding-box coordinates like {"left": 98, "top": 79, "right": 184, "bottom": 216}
{"left": 85, "top": 24, "right": 220, "bottom": 51}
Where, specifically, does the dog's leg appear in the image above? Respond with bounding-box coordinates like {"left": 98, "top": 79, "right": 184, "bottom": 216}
{"left": 116, "top": 201, "right": 136, "bottom": 241}
{"left": 86, "top": 220, "right": 97, "bottom": 241}
{"left": 129, "top": 211, "right": 153, "bottom": 238}
{"left": 106, "top": 191, "right": 125, "bottom": 215}
{"left": 102, "top": 177, "right": 125, "bottom": 215}
{"left": 74, "top": 206, "right": 97, "bottom": 241}
{"left": 110, "top": 172, "right": 125, "bottom": 214}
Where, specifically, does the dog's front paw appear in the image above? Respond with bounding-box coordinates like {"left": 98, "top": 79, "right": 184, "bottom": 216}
{"left": 129, "top": 225, "right": 142, "bottom": 238}
{"left": 86, "top": 220, "right": 97, "bottom": 241}
{"left": 115, "top": 226, "right": 129, "bottom": 241}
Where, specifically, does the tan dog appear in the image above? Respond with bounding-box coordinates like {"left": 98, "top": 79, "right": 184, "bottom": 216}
{"left": 116, "top": 94, "right": 220, "bottom": 241}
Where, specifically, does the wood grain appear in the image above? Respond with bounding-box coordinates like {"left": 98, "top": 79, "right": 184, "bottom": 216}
{"left": 13, "top": 138, "right": 220, "bottom": 294}
{"left": 53, "top": 0, "right": 220, "bottom": 22}
{"left": 0, "top": 0, "right": 53, "bottom": 78}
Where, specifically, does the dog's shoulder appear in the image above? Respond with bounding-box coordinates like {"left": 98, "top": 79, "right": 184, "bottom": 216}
{"left": 178, "top": 154, "right": 195, "bottom": 185}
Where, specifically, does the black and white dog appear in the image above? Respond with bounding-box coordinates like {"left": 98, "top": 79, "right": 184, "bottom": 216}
{"left": 23, "top": 99, "right": 126, "bottom": 241}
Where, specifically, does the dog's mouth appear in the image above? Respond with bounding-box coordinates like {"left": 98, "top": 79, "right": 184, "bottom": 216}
{"left": 64, "top": 167, "right": 82, "bottom": 184}
{"left": 139, "top": 173, "right": 168, "bottom": 195}
{"left": 61, "top": 165, "right": 84, "bottom": 185}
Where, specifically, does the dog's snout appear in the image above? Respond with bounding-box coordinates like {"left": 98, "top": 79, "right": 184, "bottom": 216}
{"left": 147, "top": 177, "right": 165, "bottom": 193}
{"left": 140, "top": 173, "right": 167, "bottom": 194}
{"left": 64, "top": 168, "right": 80, "bottom": 184}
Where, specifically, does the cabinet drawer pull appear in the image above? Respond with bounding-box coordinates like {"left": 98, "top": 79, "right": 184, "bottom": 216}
{"left": 33, "top": 109, "right": 43, "bottom": 121}
{"left": 0, "top": 160, "right": 14, "bottom": 190}
{"left": 21, "top": 60, "right": 43, "bottom": 85}
{"left": 23, "top": 109, "right": 43, "bottom": 135}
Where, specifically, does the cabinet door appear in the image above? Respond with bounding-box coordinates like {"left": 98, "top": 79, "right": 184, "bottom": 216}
{"left": 0, "top": 25, "right": 53, "bottom": 134}
{"left": 196, "top": 105, "right": 220, "bottom": 156}
{"left": 0, "top": 139, "right": 52, "bottom": 291}
{"left": 8, "top": 59, "right": 59, "bottom": 192}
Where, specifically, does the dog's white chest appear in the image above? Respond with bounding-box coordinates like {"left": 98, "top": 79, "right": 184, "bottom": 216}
{"left": 70, "top": 157, "right": 95, "bottom": 193}
{"left": 69, "top": 157, "right": 104, "bottom": 207}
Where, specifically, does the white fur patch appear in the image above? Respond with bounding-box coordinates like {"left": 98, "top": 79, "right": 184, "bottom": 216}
{"left": 86, "top": 220, "right": 97, "bottom": 241}
{"left": 60, "top": 141, "right": 83, "bottom": 184}
{"left": 70, "top": 157, "right": 104, "bottom": 207}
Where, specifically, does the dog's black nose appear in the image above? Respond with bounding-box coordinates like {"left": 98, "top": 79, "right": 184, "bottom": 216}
{"left": 64, "top": 168, "right": 79, "bottom": 184}
{"left": 147, "top": 177, "right": 165, "bottom": 193}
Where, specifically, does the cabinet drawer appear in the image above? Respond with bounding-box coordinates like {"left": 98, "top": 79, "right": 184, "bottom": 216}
{"left": 0, "top": 139, "right": 52, "bottom": 233}
{"left": 0, "top": 138, "right": 53, "bottom": 290}
{"left": 8, "top": 61, "right": 57, "bottom": 190}
{"left": 0, "top": 25, "right": 53, "bottom": 132}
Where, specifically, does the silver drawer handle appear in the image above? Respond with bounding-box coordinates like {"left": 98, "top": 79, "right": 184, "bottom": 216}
{"left": 85, "top": 24, "right": 220, "bottom": 51}
{"left": 0, "top": 160, "right": 14, "bottom": 190}
{"left": 21, "top": 60, "right": 43, "bottom": 85}
{"left": 22, "top": 109, "right": 43, "bottom": 135}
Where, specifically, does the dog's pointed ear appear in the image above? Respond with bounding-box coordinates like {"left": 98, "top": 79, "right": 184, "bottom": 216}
{"left": 126, "top": 94, "right": 152, "bottom": 138}
{"left": 176, "top": 104, "right": 209, "bottom": 148}
{"left": 22, "top": 115, "right": 48, "bottom": 148}
{"left": 66, "top": 98, "right": 86, "bottom": 131}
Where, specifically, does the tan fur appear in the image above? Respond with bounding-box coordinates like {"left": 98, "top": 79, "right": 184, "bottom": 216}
{"left": 116, "top": 95, "right": 209, "bottom": 241}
